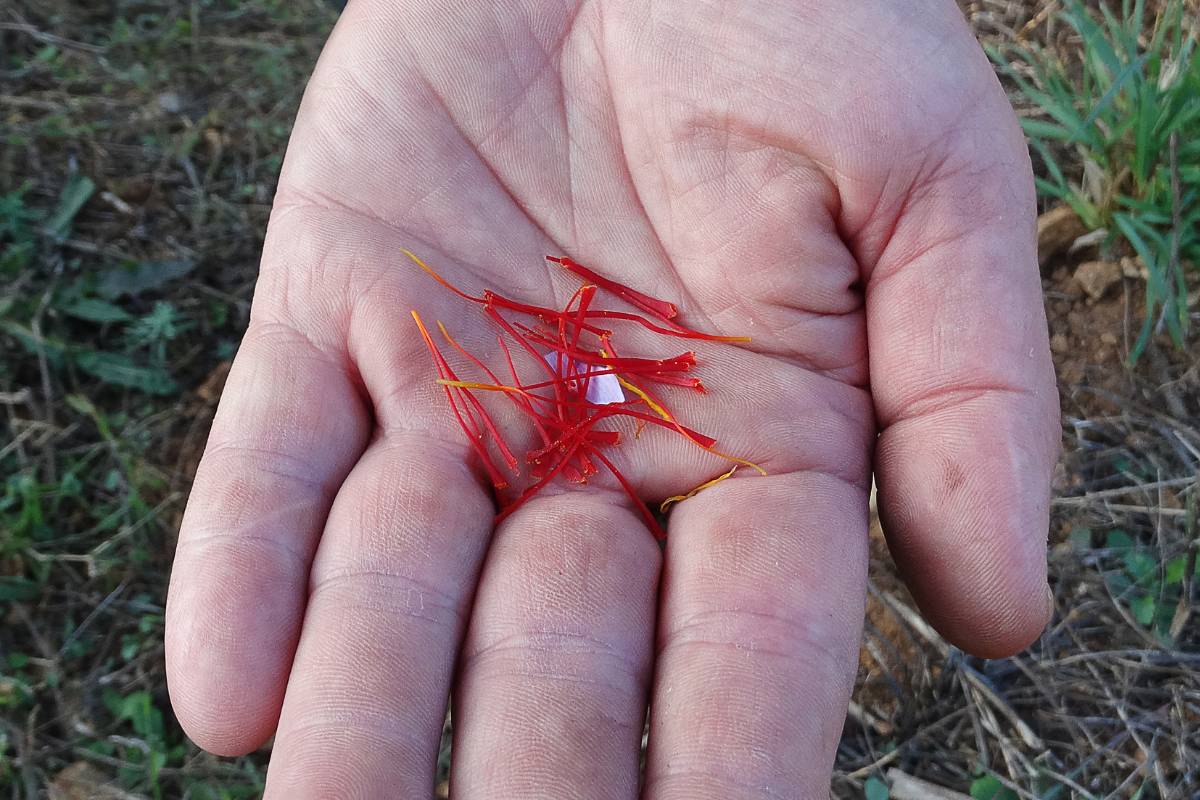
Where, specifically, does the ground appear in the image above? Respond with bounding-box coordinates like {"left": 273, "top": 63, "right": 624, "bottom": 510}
{"left": 1, "top": 2, "right": 1197, "bottom": 799}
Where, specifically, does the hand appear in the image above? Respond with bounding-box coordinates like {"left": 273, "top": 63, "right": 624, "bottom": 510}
{"left": 165, "top": 1, "right": 1059, "bottom": 796}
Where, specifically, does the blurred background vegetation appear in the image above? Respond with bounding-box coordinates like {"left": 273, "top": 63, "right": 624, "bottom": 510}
{"left": 1, "top": 1, "right": 1196, "bottom": 798}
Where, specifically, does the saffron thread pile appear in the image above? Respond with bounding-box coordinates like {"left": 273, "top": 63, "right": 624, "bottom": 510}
{"left": 405, "top": 249, "right": 765, "bottom": 539}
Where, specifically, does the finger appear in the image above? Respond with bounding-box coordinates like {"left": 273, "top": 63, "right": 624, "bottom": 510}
{"left": 262, "top": 435, "right": 493, "bottom": 799}
{"left": 863, "top": 90, "right": 1059, "bottom": 656}
{"left": 451, "top": 490, "right": 660, "bottom": 799}
{"left": 165, "top": 317, "right": 369, "bottom": 756}
{"left": 644, "top": 471, "right": 869, "bottom": 799}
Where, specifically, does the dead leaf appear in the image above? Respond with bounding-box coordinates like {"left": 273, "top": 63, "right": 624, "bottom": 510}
{"left": 1037, "top": 205, "right": 1088, "bottom": 266}
{"left": 196, "top": 360, "right": 232, "bottom": 403}
{"left": 886, "top": 769, "right": 972, "bottom": 800}
{"left": 49, "top": 762, "right": 142, "bottom": 800}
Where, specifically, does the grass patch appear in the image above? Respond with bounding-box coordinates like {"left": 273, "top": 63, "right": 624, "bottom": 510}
{"left": 989, "top": 0, "right": 1199, "bottom": 360}
{"left": 1, "top": 2, "right": 336, "bottom": 795}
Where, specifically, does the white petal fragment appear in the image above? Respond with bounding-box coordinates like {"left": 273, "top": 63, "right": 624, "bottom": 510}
{"left": 542, "top": 352, "right": 625, "bottom": 405}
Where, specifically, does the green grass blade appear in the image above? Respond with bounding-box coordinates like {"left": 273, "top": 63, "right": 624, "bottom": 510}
{"left": 1020, "top": 118, "right": 1079, "bottom": 142}
{"left": 1082, "top": 51, "right": 1151, "bottom": 129}
{"left": 44, "top": 174, "right": 96, "bottom": 242}
{"left": 1028, "top": 137, "right": 1071, "bottom": 189}
{"left": 1064, "top": 2, "right": 1123, "bottom": 81}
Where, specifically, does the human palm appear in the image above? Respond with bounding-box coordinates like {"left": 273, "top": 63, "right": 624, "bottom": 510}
{"left": 166, "top": 0, "right": 1059, "bottom": 797}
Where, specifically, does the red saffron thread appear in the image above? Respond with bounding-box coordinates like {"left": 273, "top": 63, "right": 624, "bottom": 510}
{"left": 408, "top": 251, "right": 763, "bottom": 537}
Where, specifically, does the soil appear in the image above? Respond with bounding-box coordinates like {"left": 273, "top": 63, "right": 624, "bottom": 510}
{"left": 1045, "top": 263, "right": 1137, "bottom": 403}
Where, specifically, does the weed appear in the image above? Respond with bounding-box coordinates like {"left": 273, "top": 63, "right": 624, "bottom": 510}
{"left": 969, "top": 775, "right": 1019, "bottom": 800}
{"left": 864, "top": 775, "right": 889, "bottom": 799}
{"left": 1, "top": 1, "right": 333, "bottom": 794}
{"left": 1074, "top": 525, "right": 1199, "bottom": 645}
{"left": 990, "top": 0, "right": 1199, "bottom": 360}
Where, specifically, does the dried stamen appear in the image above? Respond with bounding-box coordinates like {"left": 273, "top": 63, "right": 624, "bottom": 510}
{"left": 660, "top": 466, "right": 739, "bottom": 513}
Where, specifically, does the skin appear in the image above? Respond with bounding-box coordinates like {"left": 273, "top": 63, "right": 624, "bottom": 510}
{"left": 164, "top": 0, "right": 1060, "bottom": 797}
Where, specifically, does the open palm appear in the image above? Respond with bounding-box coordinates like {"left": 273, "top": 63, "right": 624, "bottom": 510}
{"left": 166, "top": 0, "right": 1059, "bottom": 797}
